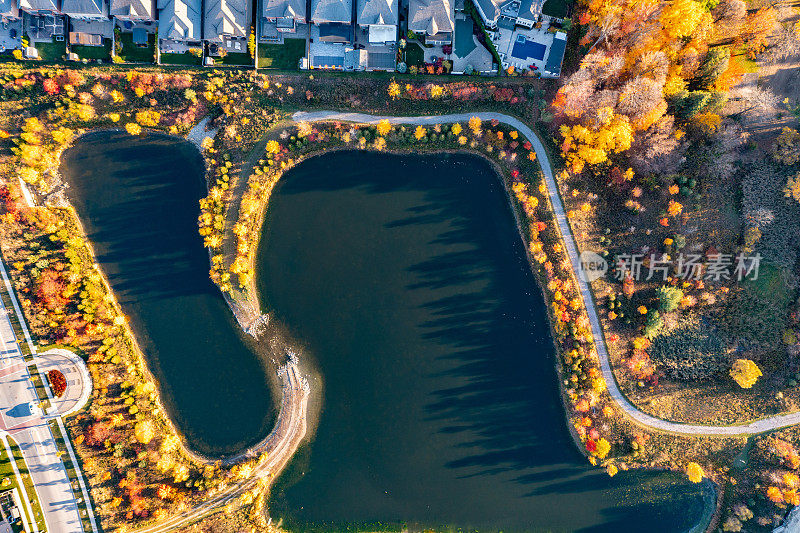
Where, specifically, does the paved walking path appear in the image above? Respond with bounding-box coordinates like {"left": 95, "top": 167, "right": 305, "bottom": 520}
{"left": 294, "top": 110, "right": 800, "bottom": 437}
{"left": 0, "top": 268, "right": 87, "bottom": 532}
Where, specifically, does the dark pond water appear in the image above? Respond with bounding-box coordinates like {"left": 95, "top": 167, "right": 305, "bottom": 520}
{"left": 61, "top": 130, "right": 275, "bottom": 457}
{"left": 258, "top": 151, "right": 716, "bottom": 533}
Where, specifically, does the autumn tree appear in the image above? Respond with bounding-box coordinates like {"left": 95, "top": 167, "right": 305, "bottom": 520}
{"left": 376, "top": 119, "right": 391, "bottom": 136}
{"left": 785, "top": 174, "right": 800, "bottom": 205}
{"left": 772, "top": 128, "right": 800, "bottom": 165}
{"left": 35, "top": 269, "right": 69, "bottom": 311}
{"left": 686, "top": 462, "right": 705, "bottom": 483}
{"left": 730, "top": 359, "right": 762, "bottom": 388}
{"left": 740, "top": 7, "right": 777, "bottom": 59}
{"left": 692, "top": 48, "right": 730, "bottom": 91}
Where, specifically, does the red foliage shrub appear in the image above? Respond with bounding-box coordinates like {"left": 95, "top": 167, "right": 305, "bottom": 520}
{"left": 47, "top": 369, "right": 66, "bottom": 397}
{"left": 83, "top": 421, "right": 114, "bottom": 447}
{"left": 42, "top": 78, "right": 59, "bottom": 95}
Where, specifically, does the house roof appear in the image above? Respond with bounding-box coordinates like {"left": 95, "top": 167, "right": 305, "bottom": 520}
{"left": 204, "top": 0, "right": 248, "bottom": 39}
{"left": 19, "top": 0, "right": 58, "bottom": 10}
{"left": 544, "top": 31, "right": 566, "bottom": 76}
{"left": 157, "top": 0, "right": 200, "bottom": 39}
{"left": 408, "top": 0, "right": 452, "bottom": 35}
{"left": 262, "top": 0, "right": 304, "bottom": 20}
{"left": 517, "top": 0, "right": 542, "bottom": 21}
{"left": 0, "top": 0, "right": 19, "bottom": 17}
{"left": 109, "top": 0, "right": 153, "bottom": 18}
{"left": 310, "top": 0, "right": 350, "bottom": 23}
{"left": 356, "top": 0, "right": 396, "bottom": 26}
{"left": 61, "top": 0, "right": 103, "bottom": 15}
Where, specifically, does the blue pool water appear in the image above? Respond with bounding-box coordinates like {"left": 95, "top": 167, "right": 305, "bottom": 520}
{"left": 511, "top": 37, "right": 546, "bottom": 61}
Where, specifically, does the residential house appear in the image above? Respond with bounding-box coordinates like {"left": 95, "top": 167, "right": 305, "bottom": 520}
{"left": 61, "top": 0, "right": 105, "bottom": 19}
{"left": 18, "top": 0, "right": 59, "bottom": 15}
{"left": 542, "top": 29, "right": 565, "bottom": 77}
{"left": 308, "top": 0, "right": 352, "bottom": 69}
{"left": 0, "top": 0, "right": 23, "bottom": 51}
{"left": 109, "top": 0, "right": 155, "bottom": 21}
{"left": 21, "top": 0, "right": 64, "bottom": 47}
{"left": 158, "top": 0, "right": 201, "bottom": 43}
{"left": 356, "top": 0, "right": 395, "bottom": 42}
{"left": 408, "top": 0, "right": 453, "bottom": 45}
{"left": 204, "top": 0, "right": 249, "bottom": 52}
{"left": 355, "top": 0, "right": 397, "bottom": 70}
{"left": 310, "top": 0, "right": 350, "bottom": 24}
{"left": 261, "top": 0, "right": 305, "bottom": 38}
{"left": 473, "top": 0, "right": 542, "bottom": 29}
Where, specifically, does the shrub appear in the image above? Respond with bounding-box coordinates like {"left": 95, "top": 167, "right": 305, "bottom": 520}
{"left": 643, "top": 310, "right": 664, "bottom": 339}
{"left": 649, "top": 315, "right": 728, "bottom": 380}
{"left": 730, "top": 358, "right": 762, "bottom": 388}
{"left": 657, "top": 286, "right": 684, "bottom": 313}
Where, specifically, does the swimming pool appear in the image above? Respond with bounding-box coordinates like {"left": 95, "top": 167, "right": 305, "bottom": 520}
{"left": 510, "top": 35, "right": 546, "bottom": 61}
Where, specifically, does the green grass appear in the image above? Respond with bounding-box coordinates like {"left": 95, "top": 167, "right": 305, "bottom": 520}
{"left": 160, "top": 51, "right": 202, "bottom": 65}
{"left": 72, "top": 40, "right": 112, "bottom": 61}
{"left": 730, "top": 45, "right": 759, "bottom": 74}
{"left": 405, "top": 42, "right": 424, "bottom": 66}
{"left": 35, "top": 38, "right": 66, "bottom": 61}
{"left": 542, "top": 0, "right": 571, "bottom": 18}
{"left": 118, "top": 31, "right": 155, "bottom": 63}
{"left": 220, "top": 51, "right": 253, "bottom": 66}
{"left": 257, "top": 38, "right": 305, "bottom": 69}
{"left": 2, "top": 438, "right": 46, "bottom": 532}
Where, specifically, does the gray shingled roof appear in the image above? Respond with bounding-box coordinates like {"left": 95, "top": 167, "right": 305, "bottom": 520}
{"left": 157, "top": 0, "right": 201, "bottom": 39}
{"left": 61, "top": 0, "right": 103, "bottom": 15}
{"left": 0, "top": 0, "right": 18, "bottom": 17}
{"left": 110, "top": 0, "right": 154, "bottom": 18}
{"left": 204, "top": 0, "right": 248, "bottom": 39}
{"left": 19, "top": 0, "right": 58, "bottom": 10}
{"left": 310, "top": 0, "right": 351, "bottom": 23}
{"left": 408, "top": 0, "right": 452, "bottom": 35}
{"left": 262, "top": 0, "right": 305, "bottom": 20}
{"left": 356, "top": 0, "right": 396, "bottom": 26}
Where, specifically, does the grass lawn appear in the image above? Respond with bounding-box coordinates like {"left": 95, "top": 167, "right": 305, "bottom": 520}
{"left": 542, "top": 0, "right": 571, "bottom": 18}
{"left": 405, "top": 42, "right": 424, "bottom": 66}
{"left": 257, "top": 38, "right": 305, "bottom": 69}
{"left": 730, "top": 45, "right": 759, "bottom": 74}
{"left": 35, "top": 39, "right": 66, "bottom": 61}
{"left": 160, "top": 51, "right": 202, "bottom": 65}
{"left": 118, "top": 32, "right": 155, "bottom": 63}
{"left": 71, "top": 40, "right": 112, "bottom": 61}
{"left": 220, "top": 51, "right": 253, "bottom": 65}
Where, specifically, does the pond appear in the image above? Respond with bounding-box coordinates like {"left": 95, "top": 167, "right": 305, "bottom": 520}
{"left": 258, "top": 151, "right": 716, "bottom": 532}
{"left": 61, "top": 130, "right": 275, "bottom": 457}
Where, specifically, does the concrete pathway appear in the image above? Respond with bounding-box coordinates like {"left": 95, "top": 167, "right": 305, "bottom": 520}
{"left": 0, "top": 259, "right": 99, "bottom": 533}
{"left": 293, "top": 110, "right": 800, "bottom": 437}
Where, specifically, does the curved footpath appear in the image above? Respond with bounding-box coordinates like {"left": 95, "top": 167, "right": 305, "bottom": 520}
{"left": 294, "top": 110, "right": 800, "bottom": 437}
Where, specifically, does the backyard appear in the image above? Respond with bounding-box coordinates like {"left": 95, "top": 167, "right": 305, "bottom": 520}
{"left": 220, "top": 51, "right": 253, "bottom": 66}
{"left": 257, "top": 38, "right": 305, "bottom": 69}
{"left": 118, "top": 32, "right": 155, "bottom": 63}
{"left": 72, "top": 40, "right": 112, "bottom": 61}
{"left": 160, "top": 51, "right": 202, "bottom": 65}
{"left": 34, "top": 38, "right": 66, "bottom": 62}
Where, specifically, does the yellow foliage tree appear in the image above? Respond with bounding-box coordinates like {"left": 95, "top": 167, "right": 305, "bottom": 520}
{"left": 451, "top": 123, "right": 463, "bottom": 136}
{"left": 134, "top": 420, "right": 156, "bottom": 444}
{"left": 414, "top": 126, "right": 426, "bottom": 140}
{"left": 594, "top": 437, "right": 611, "bottom": 459}
{"left": 266, "top": 140, "right": 281, "bottom": 154}
{"left": 387, "top": 80, "right": 401, "bottom": 99}
{"left": 125, "top": 123, "right": 142, "bottom": 136}
{"left": 730, "top": 359, "right": 762, "bottom": 389}
{"left": 468, "top": 116, "right": 482, "bottom": 134}
{"left": 377, "top": 119, "right": 392, "bottom": 136}
{"left": 135, "top": 110, "right": 161, "bottom": 127}
{"left": 686, "top": 462, "right": 704, "bottom": 483}
{"left": 659, "top": 0, "right": 712, "bottom": 39}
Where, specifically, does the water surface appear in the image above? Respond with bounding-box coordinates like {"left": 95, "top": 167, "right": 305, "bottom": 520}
{"left": 258, "top": 151, "right": 715, "bottom": 532}
{"left": 61, "top": 130, "right": 274, "bottom": 456}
